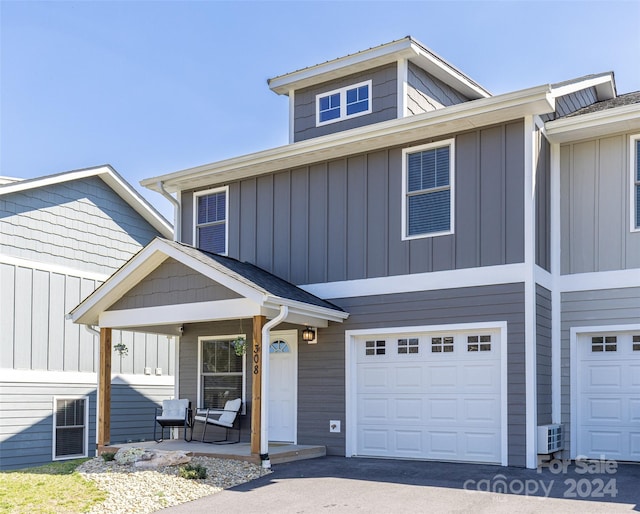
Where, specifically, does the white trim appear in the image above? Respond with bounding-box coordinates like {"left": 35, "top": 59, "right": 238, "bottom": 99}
{"left": 550, "top": 73, "right": 614, "bottom": 99}
{"left": 142, "top": 84, "right": 554, "bottom": 194}
{"left": 193, "top": 186, "right": 229, "bottom": 255}
{"left": 550, "top": 142, "right": 562, "bottom": 424}
{"left": 302, "top": 263, "right": 525, "bottom": 299}
{"left": 401, "top": 139, "right": 455, "bottom": 241}
{"left": 269, "top": 329, "right": 298, "bottom": 444}
{"left": 559, "top": 268, "right": 640, "bottom": 292}
{"left": 630, "top": 134, "right": 640, "bottom": 233}
{"left": 523, "top": 116, "right": 537, "bottom": 469}
{"left": 268, "top": 37, "right": 491, "bottom": 100}
{"left": 52, "top": 395, "right": 89, "bottom": 461}
{"left": 0, "top": 165, "right": 172, "bottom": 238}
{"left": 315, "top": 80, "right": 372, "bottom": 127}
{"left": 545, "top": 103, "right": 640, "bottom": 144}
{"left": 569, "top": 323, "right": 640, "bottom": 459}
{"left": 397, "top": 58, "right": 407, "bottom": 118}
{"left": 288, "top": 90, "right": 295, "bottom": 144}
{"left": 344, "top": 321, "right": 508, "bottom": 466}
{"left": 197, "top": 334, "right": 247, "bottom": 414}
{"left": 0, "top": 369, "right": 174, "bottom": 385}
{"left": 534, "top": 266, "right": 552, "bottom": 292}
{"left": 99, "top": 299, "right": 261, "bottom": 329}
{"left": 0, "top": 254, "right": 110, "bottom": 281}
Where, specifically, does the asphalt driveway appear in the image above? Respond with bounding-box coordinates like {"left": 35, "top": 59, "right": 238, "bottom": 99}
{"left": 162, "top": 456, "right": 640, "bottom": 513}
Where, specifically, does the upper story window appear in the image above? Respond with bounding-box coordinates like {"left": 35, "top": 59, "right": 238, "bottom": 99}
{"left": 632, "top": 135, "right": 640, "bottom": 232}
{"left": 402, "top": 140, "right": 455, "bottom": 240}
{"left": 194, "top": 187, "right": 228, "bottom": 254}
{"left": 316, "top": 80, "right": 372, "bottom": 126}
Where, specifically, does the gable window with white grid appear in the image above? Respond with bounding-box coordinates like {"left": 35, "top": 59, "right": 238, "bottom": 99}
{"left": 402, "top": 140, "right": 454, "bottom": 239}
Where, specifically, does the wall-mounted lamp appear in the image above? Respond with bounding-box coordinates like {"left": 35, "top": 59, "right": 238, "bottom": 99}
{"left": 302, "top": 327, "right": 316, "bottom": 342}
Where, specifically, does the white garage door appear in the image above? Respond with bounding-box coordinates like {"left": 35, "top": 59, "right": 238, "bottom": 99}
{"left": 354, "top": 329, "right": 502, "bottom": 464}
{"left": 577, "top": 332, "right": 640, "bottom": 461}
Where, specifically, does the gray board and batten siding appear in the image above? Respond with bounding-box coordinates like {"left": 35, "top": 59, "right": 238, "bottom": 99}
{"left": 535, "top": 131, "right": 551, "bottom": 271}
{"left": 406, "top": 62, "right": 470, "bottom": 115}
{"left": 293, "top": 63, "right": 398, "bottom": 142}
{"left": 560, "top": 287, "right": 640, "bottom": 459}
{"left": 175, "top": 283, "right": 527, "bottom": 465}
{"left": 181, "top": 120, "right": 526, "bottom": 286}
{"left": 536, "top": 285, "right": 552, "bottom": 426}
{"left": 560, "top": 133, "right": 640, "bottom": 274}
{"left": 0, "top": 175, "right": 160, "bottom": 275}
{"left": 0, "top": 263, "right": 174, "bottom": 375}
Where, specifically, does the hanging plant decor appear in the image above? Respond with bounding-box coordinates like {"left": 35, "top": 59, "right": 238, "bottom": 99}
{"left": 231, "top": 337, "right": 246, "bottom": 356}
{"left": 113, "top": 342, "right": 128, "bottom": 357}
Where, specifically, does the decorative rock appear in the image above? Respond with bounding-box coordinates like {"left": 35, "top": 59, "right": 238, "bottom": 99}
{"left": 113, "top": 447, "right": 192, "bottom": 468}
{"left": 134, "top": 450, "right": 191, "bottom": 469}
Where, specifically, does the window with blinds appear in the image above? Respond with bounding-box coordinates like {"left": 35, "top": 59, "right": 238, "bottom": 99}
{"left": 403, "top": 140, "right": 454, "bottom": 239}
{"left": 195, "top": 187, "right": 228, "bottom": 254}
{"left": 54, "top": 397, "right": 87, "bottom": 459}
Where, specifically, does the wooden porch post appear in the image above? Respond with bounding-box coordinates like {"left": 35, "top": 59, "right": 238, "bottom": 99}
{"left": 251, "top": 315, "right": 266, "bottom": 456}
{"left": 98, "top": 327, "right": 112, "bottom": 449}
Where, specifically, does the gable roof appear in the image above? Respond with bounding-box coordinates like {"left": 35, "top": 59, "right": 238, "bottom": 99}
{"left": 545, "top": 91, "right": 640, "bottom": 143}
{"left": 268, "top": 36, "right": 491, "bottom": 100}
{"left": 0, "top": 165, "right": 172, "bottom": 238}
{"left": 69, "top": 238, "right": 348, "bottom": 329}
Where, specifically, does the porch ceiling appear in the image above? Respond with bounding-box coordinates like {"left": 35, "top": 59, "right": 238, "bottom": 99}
{"left": 68, "top": 238, "right": 348, "bottom": 334}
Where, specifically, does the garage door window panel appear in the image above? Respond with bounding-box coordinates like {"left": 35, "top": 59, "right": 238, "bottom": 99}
{"left": 431, "top": 337, "right": 453, "bottom": 353}
{"left": 365, "top": 340, "right": 386, "bottom": 356}
{"left": 398, "top": 338, "right": 419, "bottom": 354}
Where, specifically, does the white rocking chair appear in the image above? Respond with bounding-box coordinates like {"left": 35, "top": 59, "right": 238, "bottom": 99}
{"left": 154, "top": 399, "right": 192, "bottom": 442}
{"left": 194, "top": 398, "right": 242, "bottom": 444}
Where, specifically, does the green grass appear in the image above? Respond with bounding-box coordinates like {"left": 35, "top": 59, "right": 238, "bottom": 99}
{"left": 0, "top": 459, "right": 107, "bottom": 514}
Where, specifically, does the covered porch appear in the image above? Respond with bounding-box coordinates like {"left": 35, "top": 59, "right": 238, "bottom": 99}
{"left": 69, "top": 238, "right": 348, "bottom": 466}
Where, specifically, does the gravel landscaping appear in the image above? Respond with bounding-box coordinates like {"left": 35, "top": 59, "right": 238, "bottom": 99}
{"left": 77, "top": 455, "right": 271, "bottom": 513}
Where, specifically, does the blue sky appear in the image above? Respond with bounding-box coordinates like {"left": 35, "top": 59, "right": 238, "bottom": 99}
{"left": 2, "top": 0, "right": 639, "bottom": 221}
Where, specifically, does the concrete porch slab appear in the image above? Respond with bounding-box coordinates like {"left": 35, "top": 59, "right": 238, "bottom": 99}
{"left": 100, "top": 440, "right": 326, "bottom": 465}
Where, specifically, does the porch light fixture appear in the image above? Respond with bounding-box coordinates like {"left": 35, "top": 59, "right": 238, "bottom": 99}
{"left": 302, "top": 327, "right": 316, "bottom": 342}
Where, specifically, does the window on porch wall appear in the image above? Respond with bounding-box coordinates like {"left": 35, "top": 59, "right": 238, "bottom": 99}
{"left": 200, "top": 338, "right": 244, "bottom": 410}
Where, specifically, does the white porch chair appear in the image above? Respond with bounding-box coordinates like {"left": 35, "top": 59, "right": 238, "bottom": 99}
{"left": 154, "top": 399, "right": 192, "bottom": 442}
{"left": 194, "top": 398, "right": 242, "bottom": 444}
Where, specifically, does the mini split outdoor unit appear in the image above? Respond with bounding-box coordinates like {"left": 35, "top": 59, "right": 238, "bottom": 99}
{"left": 537, "top": 424, "right": 564, "bottom": 454}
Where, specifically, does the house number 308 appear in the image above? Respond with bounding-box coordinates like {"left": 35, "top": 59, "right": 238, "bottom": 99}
{"left": 253, "top": 345, "right": 260, "bottom": 374}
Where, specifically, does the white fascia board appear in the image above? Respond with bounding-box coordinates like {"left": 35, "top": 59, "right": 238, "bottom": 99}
{"left": 268, "top": 38, "right": 416, "bottom": 95}
{"left": 301, "top": 263, "right": 526, "bottom": 299}
{"left": 550, "top": 73, "right": 614, "bottom": 99}
{"left": 70, "top": 245, "right": 169, "bottom": 325}
{"left": 559, "top": 268, "right": 640, "bottom": 292}
{"left": 70, "top": 238, "right": 268, "bottom": 325}
{"left": 545, "top": 103, "right": 640, "bottom": 143}
{"left": 99, "top": 298, "right": 261, "bottom": 329}
{"left": 0, "top": 165, "right": 172, "bottom": 238}
{"left": 263, "top": 295, "right": 348, "bottom": 323}
{"left": 410, "top": 46, "right": 490, "bottom": 99}
{"left": 143, "top": 85, "right": 554, "bottom": 194}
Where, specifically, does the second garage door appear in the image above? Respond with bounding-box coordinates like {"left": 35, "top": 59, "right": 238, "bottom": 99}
{"left": 354, "top": 328, "right": 503, "bottom": 464}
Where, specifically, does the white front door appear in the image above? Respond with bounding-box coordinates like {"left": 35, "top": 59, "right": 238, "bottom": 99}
{"left": 269, "top": 330, "right": 297, "bottom": 443}
{"left": 577, "top": 332, "right": 640, "bottom": 461}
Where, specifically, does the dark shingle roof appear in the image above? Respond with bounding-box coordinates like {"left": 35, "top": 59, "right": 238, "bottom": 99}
{"left": 167, "top": 239, "right": 344, "bottom": 313}
{"left": 563, "top": 91, "right": 640, "bottom": 118}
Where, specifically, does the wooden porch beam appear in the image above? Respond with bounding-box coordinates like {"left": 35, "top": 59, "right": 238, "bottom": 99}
{"left": 251, "top": 315, "right": 266, "bottom": 456}
{"left": 98, "top": 327, "right": 112, "bottom": 448}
